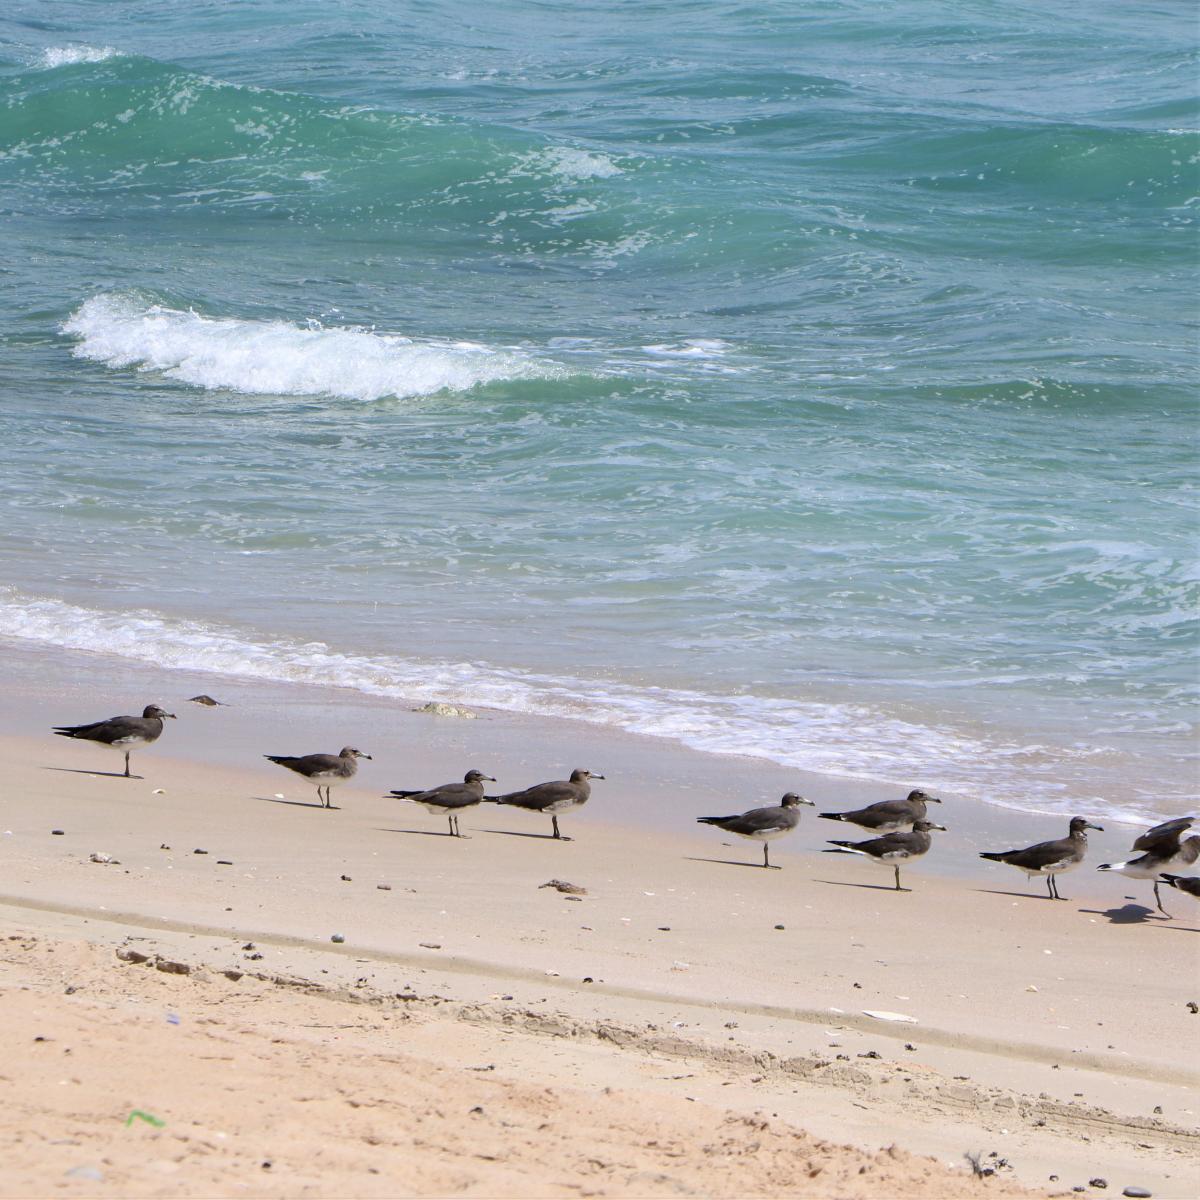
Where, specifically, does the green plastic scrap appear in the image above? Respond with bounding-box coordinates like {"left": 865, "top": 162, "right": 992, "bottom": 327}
{"left": 124, "top": 1110, "right": 165, "bottom": 1128}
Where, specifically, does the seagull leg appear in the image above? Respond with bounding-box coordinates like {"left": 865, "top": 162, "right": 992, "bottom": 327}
{"left": 124, "top": 751, "right": 131, "bottom": 778}
{"left": 552, "top": 815, "right": 560, "bottom": 839}
{"left": 1154, "top": 879, "right": 1171, "bottom": 918}
{"left": 894, "top": 865, "right": 901, "bottom": 891}
{"left": 447, "top": 814, "right": 455, "bottom": 837}
{"left": 763, "top": 844, "right": 770, "bottom": 869}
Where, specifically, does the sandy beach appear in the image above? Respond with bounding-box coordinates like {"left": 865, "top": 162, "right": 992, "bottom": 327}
{"left": 0, "top": 639, "right": 1196, "bottom": 1199}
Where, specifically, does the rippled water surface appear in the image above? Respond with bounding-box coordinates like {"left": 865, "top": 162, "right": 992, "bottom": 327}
{"left": 1, "top": 2, "right": 1196, "bottom": 819}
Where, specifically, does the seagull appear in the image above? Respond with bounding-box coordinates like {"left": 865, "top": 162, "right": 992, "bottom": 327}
{"left": 1159, "top": 873, "right": 1200, "bottom": 899}
{"left": 53, "top": 704, "right": 176, "bottom": 778}
{"left": 264, "top": 747, "right": 371, "bottom": 808}
{"left": 388, "top": 770, "right": 496, "bottom": 837}
{"left": 979, "top": 817, "right": 1102, "bottom": 900}
{"left": 696, "top": 793, "right": 814, "bottom": 868}
{"left": 1097, "top": 817, "right": 1198, "bottom": 916}
{"left": 824, "top": 819, "right": 946, "bottom": 891}
{"left": 818, "top": 789, "right": 941, "bottom": 833}
{"left": 484, "top": 769, "right": 603, "bottom": 840}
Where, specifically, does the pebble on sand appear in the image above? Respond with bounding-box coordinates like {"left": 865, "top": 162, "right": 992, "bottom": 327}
{"left": 331, "top": 934, "right": 345, "bottom": 944}
{"left": 413, "top": 701, "right": 476, "bottom": 719}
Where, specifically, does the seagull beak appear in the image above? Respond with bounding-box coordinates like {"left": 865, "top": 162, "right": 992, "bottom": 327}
{"left": 1087, "top": 821, "right": 1103, "bottom": 831}
{"left": 165, "top": 712, "right": 177, "bottom": 719}
{"left": 928, "top": 795, "right": 942, "bottom": 803}
{"left": 592, "top": 773, "right": 606, "bottom": 780}
{"left": 361, "top": 753, "right": 373, "bottom": 760}
{"left": 931, "top": 822, "right": 947, "bottom": 831}
{"left": 485, "top": 776, "right": 497, "bottom": 782}
{"left": 800, "top": 796, "right": 816, "bottom": 806}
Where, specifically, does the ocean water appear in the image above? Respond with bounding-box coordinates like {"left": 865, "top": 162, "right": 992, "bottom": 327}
{"left": 1, "top": 2, "right": 1196, "bottom": 823}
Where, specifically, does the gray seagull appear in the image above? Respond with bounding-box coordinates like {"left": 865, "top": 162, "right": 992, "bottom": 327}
{"left": 484, "top": 769, "right": 603, "bottom": 840}
{"left": 697, "top": 792, "right": 814, "bottom": 868}
{"left": 825, "top": 818, "right": 946, "bottom": 891}
{"left": 388, "top": 769, "right": 496, "bottom": 837}
{"left": 819, "top": 789, "right": 941, "bottom": 834}
{"left": 264, "top": 746, "right": 371, "bottom": 808}
{"left": 53, "top": 704, "right": 176, "bottom": 778}
{"left": 980, "top": 817, "right": 1102, "bottom": 900}
{"left": 1097, "top": 816, "right": 1198, "bottom": 916}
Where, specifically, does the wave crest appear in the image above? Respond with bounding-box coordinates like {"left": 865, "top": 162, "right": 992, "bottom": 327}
{"left": 62, "top": 293, "right": 564, "bottom": 401}
{"left": 39, "top": 46, "right": 120, "bottom": 69}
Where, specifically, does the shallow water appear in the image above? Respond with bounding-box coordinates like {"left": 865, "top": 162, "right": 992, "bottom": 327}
{"left": 1, "top": 2, "right": 1196, "bottom": 820}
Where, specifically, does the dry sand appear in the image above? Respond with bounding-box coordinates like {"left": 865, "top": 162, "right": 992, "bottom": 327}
{"left": 0, "top": 639, "right": 1197, "bottom": 1198}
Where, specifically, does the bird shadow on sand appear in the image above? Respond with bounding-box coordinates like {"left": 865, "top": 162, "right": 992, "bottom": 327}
{"left": 377, "top": 827, "right": 464, "bottom": 839}
{"left": 255, "top": 795, "right": 330, "bottom": 810}
{"left": 683, "top": 855, "right": 776, "bottom": 870}
{"left": 975, "top": 888, "right": 1065, "bottom": 902}
{"left": 477, "top": 828, "right": 570, "bottom": 841}
{"left": 1079, "top": 902, "right": 1198, "bottom": 930}
{"left": 812, "top": 877, "right": 909, "bottom": 892}
{"left": 42, "top": 766, "right": 143, "bottom": 780}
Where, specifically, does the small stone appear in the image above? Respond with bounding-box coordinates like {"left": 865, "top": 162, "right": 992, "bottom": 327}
{"left": 657, "top": 926, "right": 671, "bottom": 931}
{"left": 89, "top": 852, "right": 112, "bottom": 864}
{"left": 1152, "top": 1105, "right": 1162, "bottom": 1115}
{"left": 904, "top": 1043, "right": 916, "bottom": 1051}
{"left": 242, "top": 942, "right": 255, "bottom": 951}
{"left": 117, "top": 948, "right": 150, "bottom": 964}
{"left": 331, "top": 934, "right": 345, "bottom": 944}
{"left": 774, "top": 924, "right": 785, "bottom": 930}
{"left": 64, "top": 1166, "right": 104, "bottom": 1182}
{"left": 1187, "top": 1001, "right": 1198, "bottom": 1014}
{"left": 160, "top": 843, "right": 171, "bottom": 850}
{"left": 217, "top": 860, "right": 233, "bottom": 866}
{"left": 340, "top": 874, "right": 352, "bottom": 882}
{"left": 857, "top": 1050, "right": 881, "bottom": 1060}
{"left": 52, "top": 830, "right": 65, "bottom": 836}
{"left": 582, "top": 977, "right": 594, "bottom": 984}
{"left": 377, "top": 884, "right": 392, "bottom": 891}
{"left": 539, "top": 879, "right": 586, "bottom": 895}
{"left": 1122, "top": 1189, "right": 1151, "bottom": 1198}
{"left": 154, "top": 958, "right": 191, "bottom": 975}
{"left": 414, "top": 701, "right": 476, "bottom": 719}
{"left": 419, "top": 942, "right": 441, "bottom": 950}
{"left": 193, "top": 848, "right": 208, "bottom": 855}
{"left": 1089, "top": 1180, "right": 1107, "bottom": 1190}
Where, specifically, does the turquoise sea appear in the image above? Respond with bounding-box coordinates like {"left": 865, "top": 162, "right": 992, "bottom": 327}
{"left": 1, "top": 2, "right": 1196, "bottom": 821}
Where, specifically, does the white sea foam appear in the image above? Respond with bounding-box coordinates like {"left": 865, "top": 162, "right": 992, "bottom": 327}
{"left": 62, "top": 293, "right": 563, "bottom": 401}
{"left": 0, "top": 588, "right": 1169, "bottom": 826}
{"left": 39, "top": 46, "right": 120, "bottom": 69}
{"left": 518, "top": 146, "right": 623, "bottom": 182}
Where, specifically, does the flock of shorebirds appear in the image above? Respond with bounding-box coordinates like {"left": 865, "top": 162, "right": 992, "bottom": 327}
{"left": 51, "top": 702, "right": 1200, "bottom": 915}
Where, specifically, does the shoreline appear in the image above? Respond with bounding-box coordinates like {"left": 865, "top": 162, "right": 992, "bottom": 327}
{"left": 1, "top": 585, "right": 1188, "bottom": 831}
{"left": 1, "top": 634, "right": 1197, "bottom": 1196}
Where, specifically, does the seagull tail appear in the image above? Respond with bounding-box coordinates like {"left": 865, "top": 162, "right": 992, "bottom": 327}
{"left": 823, "top": 843, "right": 865, "bottom": 856}
{"left": 388, "top": 789, "right": 420, "bottom": 798}
{"left": 818, "top": 812, "right": 847, "bottom": 822}
{"left": 1095, "top": 861, "right": 1116, "bottom": 871}
{"left": 979, "top": 851, "right": 1009, "bottom": 863}
{"left": 1160, "top": 873, "right": 1183, "bottom": 889}
{"left": 696, "top": 816, "right": 732, "bottom": 826}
